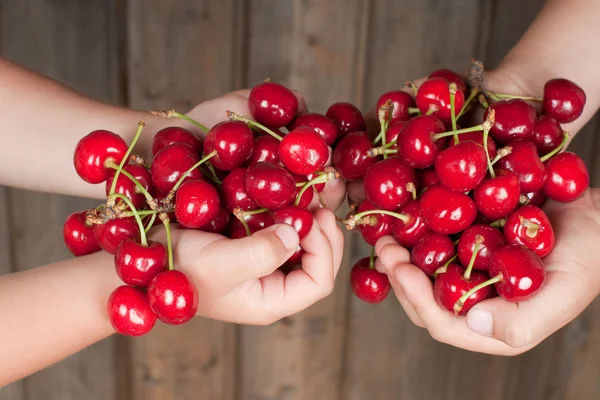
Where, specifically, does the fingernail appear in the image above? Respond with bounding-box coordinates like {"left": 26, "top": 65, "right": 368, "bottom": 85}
{"left": 275, "top": 225, "right": 299, "bottom": 250}
{"left": 467, "top": 308, "right": 494, "bottom": 337}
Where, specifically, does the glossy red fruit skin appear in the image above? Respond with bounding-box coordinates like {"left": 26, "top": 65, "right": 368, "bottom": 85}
{"left": 281, "top": 246, "right": 305, "bottom": 270}
{"left": 229, "top": 212, "right": 269, "bottom": 239}
{"left": 397, "top": 115, "right": 446, "bottom": 169}
{"left": 147, "top": 270, "right": 199, "bottom": 325}
{"left": 151, "top": 143, "right": 202, "bottom": 193}
{"left": 532, "top": 116, "right": 563, "bottom": 156}
{"left": 63, "top": 212, "right": 101, "bottom": 256}
{"left": 203, "top": 121, "right": 254, "bottom": 171}
{"left": 504, "top": 205, "right": 555, "bottom": 258}
{"left": 350, "top": 257, "right": 390, "bottom": 304}
{"left": 489, "top": 245, "right": 545, "bottom": 302}
{"left": 448, "top": 131, "right": 498, "bottom": 159}
{"left": 245, "top": 135, "right": 280, "bottom": 166}
{"left": 415, "top": 77, "right": 465, "bottom": 123}
{"left": 290, "top": 112, "right": 338, "bottom": 145}
{"left": 473, "top": 170, "right": 521, "bottom": 220}
{"left": 428, "top": 68, "right": 467, "bottom": 93}
{"left": 174, "top": 180, "right": 221, "bottom": 228}
{"left": 434, "top": 264, "right": 492, "bottom": 316}
{"left": 410, "top": 233, "right": 455, "bottom": 277}
{"left": 221, "top": 168, "right": 259, "bottom": 212}
{"left": 391, "top": 199, "right": 430, "bottom": 248}
{"left": 105, "top": 164, "right": 153, "bottom": 209}
{"left": 293, "top": 175, "right": 315, "bottom": 209}
{"left": 356, "top": 200, "right": 393, "bottom": 246}
{"left": 244, "top": 162, "right": 296, "bottom": 210}
{"left": 457, "top": 225, "right": 506, "bottom": 271}
{"left": 200, "top": 208, "right": 231, "bottom": 234}
{"left": 376, "top": 90, "right": 416, "bottom": 124}
{"left": 435, "top": 141, "right": 487, "bottom": 192}
{"left": 305, "top": 171, "right": 326, "bottom": 192}
{"left": 152, "top": 126, "right": 202, "bottom": 156}
{"left": 74, "top": 130, "right": 128, "bottom": 184}
{"left": 333, "top": 132, "right": 379, "bottom": 180}
{"left": 268, "top": 205, "right": 313, "bottom": 241}
{"left": 248, "top": 81, "right": 299, "bottom": 128}
{"left": 115, "top": 239, "right": 167, "bottom": 287}
{"left": 363, "top": 158, "right": 416, "bottom": 211}
{"left": 420, "top": 185, "right": 477, "bottom": 234}
{"left": 93, "top": 217, "right": 140, "bottom": 255}
{"left": 543, "top": 152, "right": 589, "bottom": 202}
{"left": 542, "top": 78, "right": 586, "bottom": 123}
{"left": 325, "top": 102, "right": 366, "bottom": 140}
{"left": 107, "top": 286, "right": 157, "bottom": 336}
{"left": 484, "top": 100, "right": 536, "bottom": 145}
{"left": 279, "top": 126, "right": 329, "bottom": 175}
{"left": 385, "top": 121, "right": 406, "bottom": 148}
{"left": 522, "top": 190, "right": 547, "bottom": 207}
{"left": 496, "top": 139, "right": 547, "bottom": 192}
{"left": 417, "top": 168, "right": 440, "bottom": 192}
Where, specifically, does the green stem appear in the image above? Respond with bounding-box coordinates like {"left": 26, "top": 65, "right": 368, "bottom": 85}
{"left": 449, "top": 83, "right": 458, "bottom": 144}
{"left": 456, "top": 88, "right": 479, "bottom": 119}
{"left": 174, "top": 113, "right": 209, "bottom": 132}
{"left": 106, "top": 161, "right": 155, "bottom": 205}
{"left": 171, "top": 150, "right": 217, "bottom": 192}
{"left": 108, "top": 122, "right": 145, "bottom": 196}
{"left": 205, "top": 162, "right": 222, "bottom": 184}
{"left": 489, "top": 218, "right": 506, "bottom": 228}
{"left": 226, "top": 110, "right": 283, "bottom": 141}
{"left": 144, "top": 213, "right": 157, "bottom": 233}
{"left": 384, "top": 139, "right": 397, "bottom": 149}
{"left": 161, "top": 215, "right": 174, "bottom": 270}
{"left": 463, "top": 234, "right": 483, "bottom": 281}
{"left": 483, "top": 128, "right": 495, "bottom": 179}
{"left": 540, "top": 132, "right": 570, "bottom": 162}
{"left": 433, "top": 254, "right": 458, "bottom": 277}
{"left": 408, "top": 107, "right": 420, "bottom": 115}
{"left": 242, "top": 208, "right": 269, "bottom": 217}
{"left": 110, "top": 193, "right": 147, "bottom": 246}
{"left": 488, "top": 92, "right": 542, "bottom": 102}
{"left": 294, "top": 171, "right": 339, "bottom": 206}
{"left": 369, "top": 247, "right": 376, "bottom": 270}
{"left": 378, "top": 99, "right": 393, "bottom": 158}
{"left": 432, "top": 124, "right": 485, "bottom": 140}
{"left": 353, "top": 209, "right": 409, "bottom": 224}
{"left": 120, "top": 210, "right": 158, "bottom": 218}
{"left": 454, "top": 274, "right": 503, "bottom": 315}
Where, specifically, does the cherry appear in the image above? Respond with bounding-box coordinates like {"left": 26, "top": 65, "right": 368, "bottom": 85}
{"left": 457, "top": 225, "right": 505, "bottom": 271}
{"left": 376, "top": 90, "right": 415, "bottom": 124}
{"left": 74, "top": 130, "right": 128, "bottom": 184}
{"left": 268, "top": 205, "right": 313, "bottom": 241}
{"left": 385, "top": 121, "right": 406, "bottom": 148}
{"left": 221, "top": 168, "right": 259, "bottom": 212}
{"left": 200, "top": 207, "right": 231, "bottom": 235}
{"left": 245, "top": 135, "right": 280, "bottom": 166}
{"left": 115, "top": 239, "right": 167, "bottom": 287}
{"left": 174, "top": 180, "right": 221, "bottom": 229}
{"left": 543, "top": 152, "right": 589, "bottom": 202}
{"left": 435, "top": 141, "right": 487, "bottom": 192}
{"left": 290, "top": 112, "right": 338, "bottom": 145}
{"left": 333, "top": 132, "right": 379, "bottom": 180}
{"left": 152, "top": 126, "right": 202, "bottom": 156}
{"left": 504, "top": 205, "right": 555, "bottom": 258}
{"left": 484, "top": 100, "right": 536, "bottom": 145}
{"left": 248, "top": 81, "right": 298, "bottom": 128}
{"left": 521, "top": 189, "right": 547, "bottom": 207}
{"left": 363, "top": 158, "right": 416, "bottom": 211}
{"left": 496, "top": 139, "right": 547, "bottom": 192}
{"left": 229, "top": 212, "right": 268, "bottom": 239}
{"left": 448, "top": 131, "right": 498, "bottom": 159}
{"left": 542, "top": 78, "right": 586, "bottom": 123}
{"left": 107, "top": 286, "right": 156, "bottom": 336}
{"left": 415, "top": 77, "right": 465, "bottom": 123}
{"left": 434, "top": 264, "right": 492, "bottom": 315}
{"left": 147, "top": 270, "right": 198, "bottom": 325}
{"left": 325, "top": 102, "right": 366, "bottom": 139}
{"left": 293, "top": 174, "right": 315, "bottom": 209}
{"left": 428, "top": 68, "right": 467, "bottom": 93}
{"left": 305, "top": 171, "right": 326, "bottom": 192}
{"left": 411, "top": 233, "right": 455, "bottom": 277}
{"left": 281, "top": 246, "right": 305, "bottom": 270}
{"left": 356, "top": 200, "right": 393, "bottom": 246}
{"left": 244, "top": 162, "right": 296, "bottom": 210}
{"left": 391, "top": 199, "right": 431, "bottom": 248}
{"left": 489, "top": 245, "right": 545, "bottom": 301}
{"left": 93, "top": 217, "right": 140, "bottom": 255}
{"left": 420, "top": 184, "right": 477, "bottom": 234}
{"left": 279, "top": 126, "right": 329, "bottom": 175}
{"left": 105, "top": 164, "right": 153, "bottom": 209}
{"left": 473, "top": 170, "right": 520, "bottom": 220}
{"left": 350, "top": 257, "right": 390, "bottom": 303}
{"left": 532, "top": 116, "right": 564, "bottom": 156}
{"left": 203, "top": 121, "right": 254, "bottom": 171}
{"left": 151, "top": 143, "right": 202, "bottom": 193}
{"left": 397, "top": 115, "right": 446, "bottom": 169}
{"left": 417, "top": 167, "right": 440, "bottom": 192}
{"left": 63, "top": 211, "right": 101, "bottom": 256}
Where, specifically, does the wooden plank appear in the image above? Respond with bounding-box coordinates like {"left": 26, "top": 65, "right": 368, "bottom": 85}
{"left": 0, "top": 0, "right": 120, "bottom": 398}
{"left": 126, "top": 1, "right": 239, "bottom": 399}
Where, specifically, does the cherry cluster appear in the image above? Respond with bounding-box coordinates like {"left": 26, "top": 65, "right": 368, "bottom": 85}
{"left": 338, "top": 62, "right": 589, "bottom": 316}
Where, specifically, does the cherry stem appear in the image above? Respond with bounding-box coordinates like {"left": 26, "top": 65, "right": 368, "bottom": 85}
{"left": 345, "top": 209, "right": 409, "bottom": 230}
{"left": 120, "top": 210, "right": 157, "bottom": 218}
{"left": 486, "top": 91, "right": 542, "bottom": 102}
{"left": 171, "top": 150, "right": 217, "bottom": 193}
{"left": 294, "top": 171, "right": 339, "bottom": 206}
{"left": 205, "top": 162, "right": 222, "bottom": 184}
{"left": 377, "top": 99, "right": 393, "bottom": 157}
{"left": 519, "top": 194, "right": 531, "bottom": 205}
{"left": 453, "top": 273, "right": 503, "bottom": 315}
{"left": 519, "top": 217, "right": 540, "bottom": 238}
{"left": 150, "top": 110, "right": 209, "bottom": 133}
{"left": 449, "top": 83, "right": 459, "bottom": 144}
{"left": 144, "top": 213, "right": 157, "bottom": 233}
{"left": 540, "top": 132, "right": 570, "bottom": 162}
{"left": 478, "top": 93, "right": 489, "bottom": 109}
{"left": 489, "top": 218, "right": 506, "bottom": 228}
{"left": 463, "top": 234, "right": 483, "bottom": 281}
{"left": 108, "top": 121, "right": 145, "bottom": 196}
{"left": 483, "top": 126, "right": 495, "bottom": 179}
{"left": 226, "top": 110, "right": 283, "bottom": 141}
{"left": 433, "top": 254, "right": 458, "bottom": 277}
{"left": 490, "top": 146, "right": 512, "bottom": 165}
{"left": 233, "top": 207, "right": 252, "bottom": 237}
{"left": 106, "top": 161, "right": 157, "bottom": 208}
{"left": 425, "top": 105, "right": 438, "bottom": 116}
{"left": 110, "top": 193, "right": 147, "bottom": 246}
{"left": 457, "top": 88, "right": 479, "bottom": 119}
{"left": 159, "top": 213, "right": 174, "bottom": 270}
{"left": 369, "top": 246, "right": 376, "bottom": 270}
{"left": 405, "top": 81, "right": 418, "bottom": 97}
{"left": 408, "top": 182, "right": 417, "bottom": 200}
{"left": 433, "top": 124, "right": 486, "bottom": 140}
{"left": 408, "top": 107, "right": 420, "bottom": 115}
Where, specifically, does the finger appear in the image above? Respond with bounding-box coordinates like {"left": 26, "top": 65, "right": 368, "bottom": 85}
{"left": 290, "top": 89, "right": 308, "bottom": 114}
{"left": 313, "top": 208, "right": 344, "bottom": 276}
{"left": 347, "top": 180, "right": 366, "bottom": 204}
{"left": 383, "top": 266, "right": 425, "bottom": 328}
{"left": 375, "top": 236, "right": 410, "bottom": 273}
{"left": 318, "top": 166, "right": 347, "bottom": 212}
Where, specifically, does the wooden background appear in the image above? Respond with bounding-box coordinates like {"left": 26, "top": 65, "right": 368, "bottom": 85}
{"left": 1, "top": 1, "right": 599, "bottom": 399}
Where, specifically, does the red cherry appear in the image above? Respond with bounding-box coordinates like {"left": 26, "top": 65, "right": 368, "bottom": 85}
{"left": 114, "top": 239, "right": 167, "bottom": 287}
{"left": 457, "top": 225, "right": 505, "bottom": 271}
{"left": 435, "top": 141, "right": 487, "bottom": 192}
{"left": 174, "top": 180, "right": 221, "bottom": 229}
{"left": 279, "top": 126, "right": 329, "bottom": 175}
{"left": 473, "top": 170, "right": 521, "bottom": 220}
{"left": 244, "top": 162, "right": 296, "bottom": 210}
{"left": 489, "top": 245, "right": 545, "bottom": 302}
{"left": 229, "top": 212, "right": 269, "bottom": 239}
{"left": 484, "top": 100, "right": 536, "bottom": 145}
{"left": 496, "top": 139, "right": 547, "bottom": 192}
{"left": 397, "top": 115, "right": 446, "bottom": 169}
{"left": 245, "top": 135, "right": 280, "bottom": 166}
{"left": 531, "top": 116, "right": 564, "bottom": 156}
{"left": 305, "top": 171, "right": 326, "bottom": 192}
{"left": 200, "top": 208, "right": 231, "bottom": 235}
{"left": 203, "top": 121, "right": 254, "bottom": 171}
{"left": 147, "top": 270, "right": 198, "bottom": 325}
{"left": 152, "top": 126, "right": 202, "bottom": 156}
{"left": 350, "top": 257, "right": 390, "bottom": 303}
{"left": 290, "top": 112, "right": 338, "bottom": 145}
{"left": 93, "top": 217, "right": 140, "bottom": 255}
{"left": 151, "top": 143, "right": 203, "bottom": 193}
{"left": 448, "top": 131, "right": 498, "bottom": 159}
{"left": 384, "top": 121, "right": 406, "bottom": 148}
{"left": 391, "top": 199, "right": 431, "bottom": 248}
{"left": 522, "top": 189, "right": 547, "bottom": 207}
{"left": 281, "top": 246, "right": 305, "bottom": 270}
{"left": 325, "top": 102, "right": 366, "bottom": 140}
{"left": 417, "top": 167, "right": 441, "bottom": 192}
{"left": 333, "top": 132, "right": 379, "bottom": 180}
{"left": 543, "top": 152, "right": 589, "bottom": 202}
{"left": 74, "top": 130, "right": 128, "bottom": 184}
{"left": 293, "top": 174, "right": 315, "bottom": 209}
{"left": 363, "top": 158, "right": 416, "bottom": 211}
{"left": 248, "top": 81, "right": 299, "bottom": 128}
{"left": 504, "top": 205, "right": 555, "bottom": 258}
{"left": 542, "top": 78, "right": 586, "bottom": 123}
{"left": 434, "top": 264, "right": 492, "bottom": 315}
{"left": 415, "top": 77, "right": 465, "bottom": 123}
{"left": 105, "top": 164, "right": 153, "bottom": 209}
{"left": 107, "top": 286, "right": 156, "bottom": 336}
{"left": 420, "top": 185, "right": 477, "bottom": 234}
{"left": 410, "top": 233, "right": 455, "bottom": 277}
{"left": 428, "top": 68, "right": 467, "bottom": 93}
{"left": 376, "top": 90, "right": 415, "bottom": 124}
{"left": 221, "top": 168, "right": 259, "bottom": 212}
{"left": 268, "top": 205, "right": 313, "bottom": 241}
{"left": 63, "top": 212, "right": 101, "bottom": 256}
{"left": 356, "top": 200, "right": 393, "bottom": 246}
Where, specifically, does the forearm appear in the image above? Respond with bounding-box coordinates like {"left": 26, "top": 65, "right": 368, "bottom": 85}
{"left": 0, "top": 252, "right": 120, "bottom": 386}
